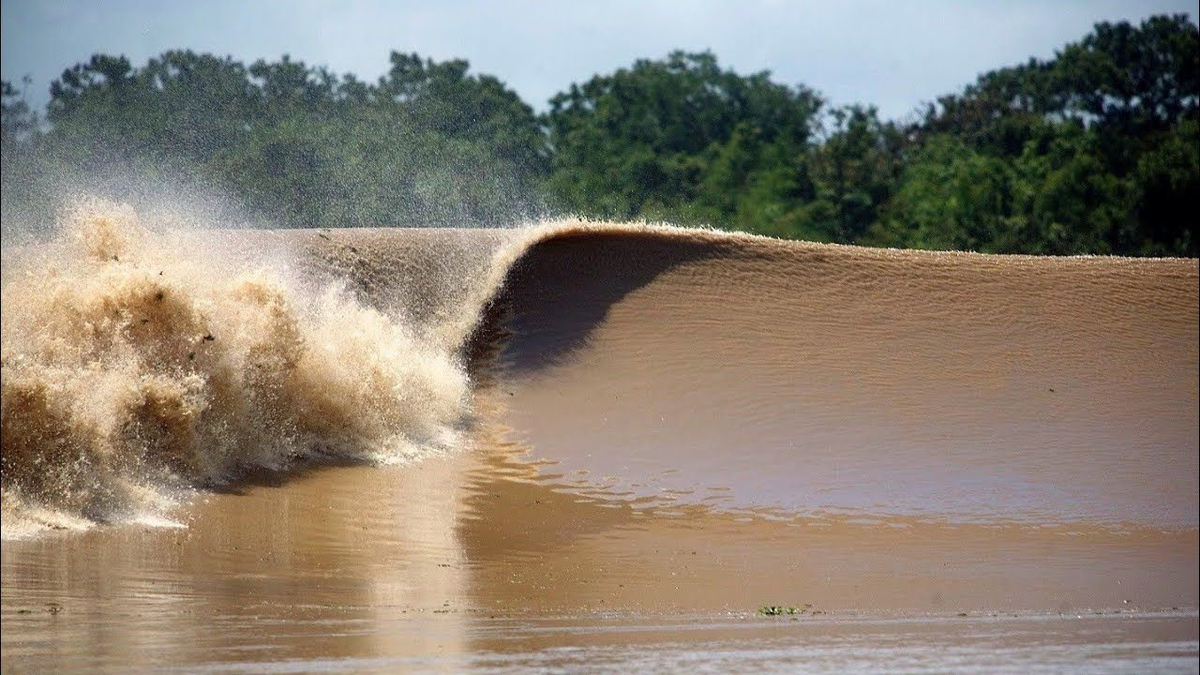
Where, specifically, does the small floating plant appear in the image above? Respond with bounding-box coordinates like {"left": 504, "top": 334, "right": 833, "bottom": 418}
{"left": 757, "top": 603, "right": 814, "bottom": 616}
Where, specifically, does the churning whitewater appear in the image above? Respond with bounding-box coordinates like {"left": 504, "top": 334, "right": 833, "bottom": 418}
{"left": 0, "top": 200, "right": 471, "bottom": 535}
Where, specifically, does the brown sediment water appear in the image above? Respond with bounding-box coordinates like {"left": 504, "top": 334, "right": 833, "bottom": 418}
{"left": 1, "top": 200, "right": 1197, "bottom": 672}
{"left": 493, "top": 230, "right": 1198, "bottom": 525}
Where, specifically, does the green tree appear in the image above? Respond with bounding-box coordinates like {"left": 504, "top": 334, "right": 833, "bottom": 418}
{"left": 5, "top": 16, "right": 1196, "bottom": 256}
{"left": 1128, "top": 117, "right": 1198, "bottom": 255}
{"left": 1005, "top": 124, "right": 1134, "bottom": 255}
{"left": 801, "top": 105, "right": 906, "bottom": 243}
{"left": 867, "top": 135, "right": 1014, "bottom": 251}
{"left": 379, "top": 52, "right": 548, "bottom": 174}
{"left": 545, "top": 51, "right": 822, "bottom": 222}
{"left": 22, "top": 50, "right": 549, "bottom": 229}
{"left": 899, "top": 14, "right": 1198, "bottom": 255}
{"left": 1, "top": 78, "right": 38, "bottom": 144}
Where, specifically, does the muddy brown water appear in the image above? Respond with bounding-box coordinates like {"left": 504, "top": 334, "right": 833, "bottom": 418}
{"left": 2, "top": 209, "right": 1197, "bottom": 672}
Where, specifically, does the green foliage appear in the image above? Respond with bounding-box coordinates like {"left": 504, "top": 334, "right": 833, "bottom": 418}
{"left": 1, "top": 15, "right": 1196, "bottom": 256}
{"left": 879, "top": 14, "right": 1198, "bottom": 255}
{"left": 5, "top": 50, "right": 547, "bottom": 230}
{"left": 1130, "top": 118, "right": 1199, "bottom": 255}
{"left": 544, "top": 50, "right": 822, "bottom": 223}
{"left": 799, "top": 105, "right": 907, "bottom": 243}
{"left": 2, "top": 78, "right": 38, "bottom": 144}
{"left": 866, "top": 135, "right": 1014, "bottom": 251}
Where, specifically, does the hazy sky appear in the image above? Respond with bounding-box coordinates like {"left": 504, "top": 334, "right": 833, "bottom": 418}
{"left": 2, "top": 0, "right": 1196, "bottom": 119}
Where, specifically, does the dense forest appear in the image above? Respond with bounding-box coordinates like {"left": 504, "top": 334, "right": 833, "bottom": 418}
{"left": 2, "top": 14, "right": 1197, "bottom": 256}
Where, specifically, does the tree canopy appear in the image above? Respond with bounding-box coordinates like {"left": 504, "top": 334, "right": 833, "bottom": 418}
{"left": 5, "top": 49, "right": 548, "bottom": 230}
{"left": 2, "top": 14, "right": 1196, "bottom": 256}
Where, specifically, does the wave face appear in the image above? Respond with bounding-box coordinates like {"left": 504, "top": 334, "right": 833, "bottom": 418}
{"left": 491, "top": 229, "right": 1200, "bottom": 526}
{"left": 1, "top": 199, "right": 1198, "bottom": 536}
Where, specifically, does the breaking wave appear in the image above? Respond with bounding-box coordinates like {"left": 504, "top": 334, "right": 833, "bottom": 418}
{"left": 1, "top": 200, "right": 470, "bottom": 533}
{"left": 2, "top": 197, "right": 1197, "bottom": 537}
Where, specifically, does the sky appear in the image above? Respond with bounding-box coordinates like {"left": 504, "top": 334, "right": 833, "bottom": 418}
{"left": 2, "top": 0, "right": 1196, "bottom": 120}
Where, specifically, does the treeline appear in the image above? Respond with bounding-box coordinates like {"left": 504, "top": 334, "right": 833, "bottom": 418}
{"left": 2, "top": 14, "right": 1196, "bottom": 255}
